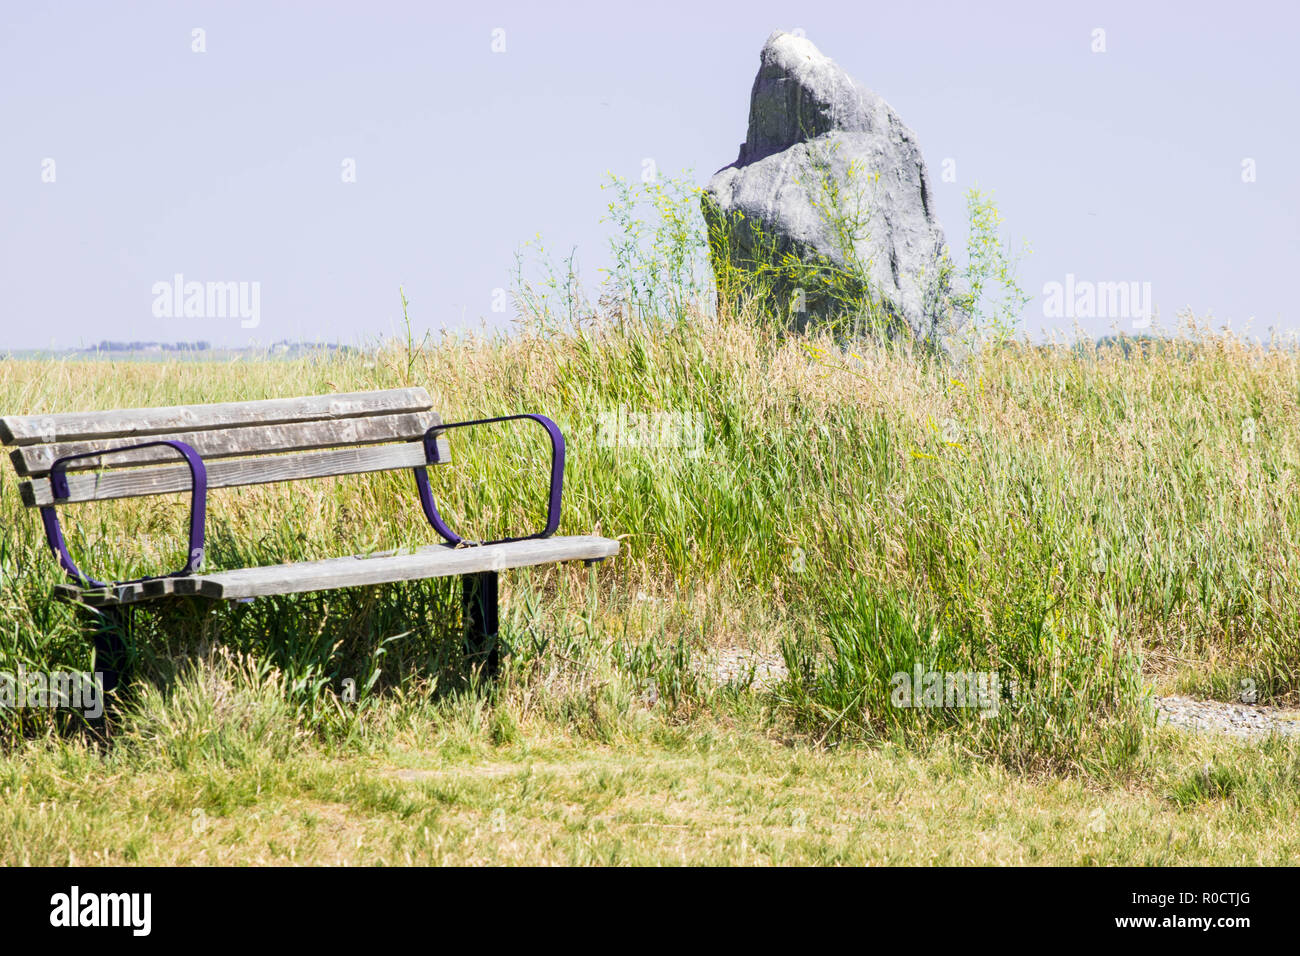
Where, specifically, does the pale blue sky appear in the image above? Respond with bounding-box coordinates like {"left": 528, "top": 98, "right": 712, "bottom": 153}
{"left": 2, "top": 1, "right": 1296, "bottom": 349}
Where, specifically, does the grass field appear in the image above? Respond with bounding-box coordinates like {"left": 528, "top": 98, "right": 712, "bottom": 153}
{"left": 5, "top": 674, "right": 1299, "bottom": 865}
{"left": 3, "top": 182, "right": 1300, "bottom": 864}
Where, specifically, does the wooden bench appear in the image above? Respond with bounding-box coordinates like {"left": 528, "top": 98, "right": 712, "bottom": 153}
{"left": 1, "top": 388, "right": 619, "bottom": 689}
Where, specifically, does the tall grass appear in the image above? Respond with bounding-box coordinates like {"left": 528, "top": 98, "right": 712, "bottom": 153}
{"left": 1, "top": 176, "right": 1296, "bottom": 775}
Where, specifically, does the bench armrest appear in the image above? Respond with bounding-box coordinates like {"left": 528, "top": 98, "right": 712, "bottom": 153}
{"left": 40, "top": 440, "right": 208, "bottom": 589}
{"left": 412, "top": 413, "right": 564, "bottom": 546}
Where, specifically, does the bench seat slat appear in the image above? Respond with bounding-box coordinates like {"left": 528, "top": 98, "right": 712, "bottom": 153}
{"left": 20, "top": 437, "right": 451, "bottom": 506}
{"left": 0, "top": 388, "right": 432, "bottom": 446}
{"left": 55, "top": 536, "right": 620, "bottom": 606}
{"left": 11, "top": 411, "right": 440, "bottom": 476}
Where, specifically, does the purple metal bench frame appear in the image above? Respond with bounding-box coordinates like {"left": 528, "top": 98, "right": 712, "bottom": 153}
{"left": 39, "top": 414, "right": 566, "bottom": 589}
{"left": 412, "top": 413, "right": 565, "bottom": 546}
{"left": 40, "top": 439, "right": 208, "bottom": 590}
{"left": 37, "top": 413, "right": 568, "bottom": 686}
{"left": 412, "top": 413, "right": 567, "bottom": 677}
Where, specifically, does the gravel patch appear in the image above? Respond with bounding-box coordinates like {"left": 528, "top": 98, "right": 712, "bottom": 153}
{"left": 1155, "top": 695, "right": 1300, "bottom": 739}
{"left": 698, "top": 653, "right": 1300, "bottom": 741}
{"left": 702, "top": 649, "right": 788, "bottom": 690}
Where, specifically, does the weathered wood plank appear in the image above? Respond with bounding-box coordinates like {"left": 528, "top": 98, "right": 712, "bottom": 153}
{"left": 12, "top": 411, "right": 441, "bottom": 476}
{"left": 54, "top": 577, "right": 225, "bottom": 606}
{"left": 20, "top": 437, "right": 451, "bottom": 506}
{"left": 56, "top": 536, "right": 620, "bottom": 606}
{"left": 0, "top": 388, "right": 432, "bottom": 446}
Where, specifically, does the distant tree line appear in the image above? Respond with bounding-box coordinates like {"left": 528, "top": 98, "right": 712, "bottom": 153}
{"left": 83, "top": 340, "right": 356, "bottom": 354}
{"left": 91, "top": 340, "right": 212, "bottom": 351}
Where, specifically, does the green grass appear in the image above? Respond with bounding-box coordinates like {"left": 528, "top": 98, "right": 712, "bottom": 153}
{"left": 2, "top": 177, "right": 1299, "bottom": 864}
{"left": 4, "top": 661, "right": 1299, "bottom": 865}
{"left": 4, "top": 309, "right": 1300, "bottom": 763}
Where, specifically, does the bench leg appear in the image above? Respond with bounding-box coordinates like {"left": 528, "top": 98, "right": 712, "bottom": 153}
{"left": 461, "top": 571, "right": 500, "bottom": 678}
{"left": 87, "top": 605, "right": 132, "bottom": 733}
{"left": 92, "top": 605, "right": 132, "bottom": 694}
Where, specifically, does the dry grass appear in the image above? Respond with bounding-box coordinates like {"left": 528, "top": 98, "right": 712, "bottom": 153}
{"left": 5, "top": 697, "right": 1299, "bottom": 865}
{"left": 2, "top": 307, "right": 1299, "bottom": 809}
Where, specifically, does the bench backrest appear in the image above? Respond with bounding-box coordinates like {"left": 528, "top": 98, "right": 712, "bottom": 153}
{"left": 1, "top": 388, "right": 451, "bottom": 508}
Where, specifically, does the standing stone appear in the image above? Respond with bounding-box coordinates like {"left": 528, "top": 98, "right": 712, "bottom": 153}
{"left": 703, "top": 31, "right": 967, "bottom": 353}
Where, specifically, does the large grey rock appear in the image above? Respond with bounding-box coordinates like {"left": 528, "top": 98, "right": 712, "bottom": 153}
{"left": 704, "top": 31, "right": 967, "bottom": 351}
